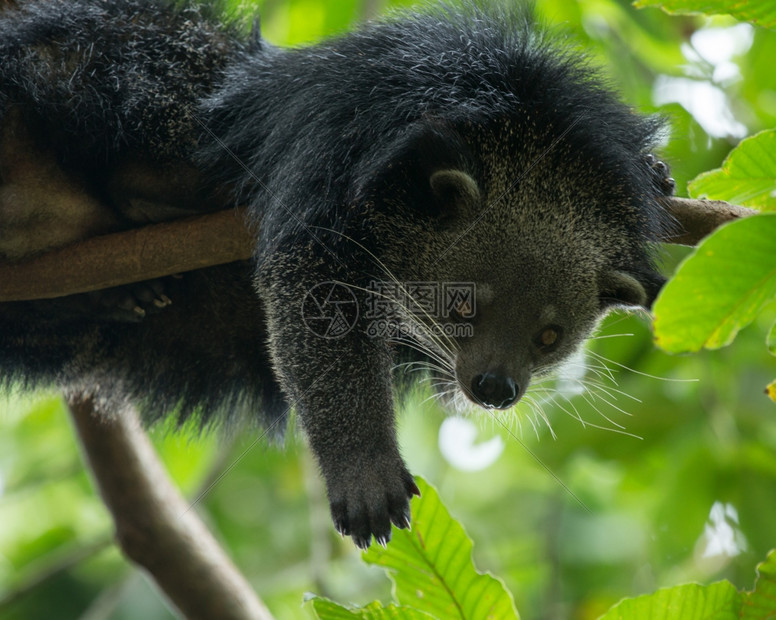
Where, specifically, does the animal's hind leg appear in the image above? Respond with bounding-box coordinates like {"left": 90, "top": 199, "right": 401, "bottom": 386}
{"left": 0, "top": 107, "right": 122, "bottom": 260}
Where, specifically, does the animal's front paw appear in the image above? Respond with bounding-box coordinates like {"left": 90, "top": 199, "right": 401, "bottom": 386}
{"left": 328, "top": 464, "right": 421, "bottom": 549}
{"left": 645, "top": 153, "right": 676, "bottom": 196}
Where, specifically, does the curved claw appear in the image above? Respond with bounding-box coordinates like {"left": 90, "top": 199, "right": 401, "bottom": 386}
{"left": 327, "top": 467, "right": 417, "bottom": 548}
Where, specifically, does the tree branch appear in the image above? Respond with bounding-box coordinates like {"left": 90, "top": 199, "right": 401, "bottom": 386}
{"left": 659, "top": 196, "right": 757, "bottom": 246}
{"left": 67, "top": 394, "right": 274, "bottom": 620}
{"left": 0, "top": 197, "right": 758, "bottom": 302}
{"left": 0, "top": 208, "right": 255, "bottom": 301}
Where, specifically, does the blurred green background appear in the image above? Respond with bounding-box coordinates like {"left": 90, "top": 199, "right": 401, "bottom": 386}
{"left": 1, "top": 0, "right": 775, "bottom": 618}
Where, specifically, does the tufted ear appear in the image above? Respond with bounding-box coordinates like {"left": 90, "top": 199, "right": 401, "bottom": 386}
{"left": 353, "top": 122, "right": 480, "bottom": 223}
{"left": 429, "top": 169, "right": 481, "bottom": 221}
{"left": 598, "top": 270, "right": 648, "bottom": 309}
{"left": 598, "top": 269, "right": 667, "bottom": 310}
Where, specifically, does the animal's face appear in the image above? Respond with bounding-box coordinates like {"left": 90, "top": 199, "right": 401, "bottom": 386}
{"left": 401, "top": 213, "right": 645, "bottom": 411}
{"left": 439, "top": 252, "right": 602, "bottom": 409}
{"left": 369, "top": 125, "right": 656, "bottom": 411}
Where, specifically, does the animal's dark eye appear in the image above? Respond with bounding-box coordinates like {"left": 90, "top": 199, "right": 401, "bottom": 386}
{"left": 534, "top": 325, "right": 563, "bottom": 352}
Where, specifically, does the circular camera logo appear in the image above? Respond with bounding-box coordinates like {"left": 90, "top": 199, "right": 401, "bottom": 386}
{"left": 302, "top": 282, "right": 359, "bottom": 339}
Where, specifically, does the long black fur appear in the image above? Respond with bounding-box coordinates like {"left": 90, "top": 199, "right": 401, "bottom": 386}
{"left": 0, "top": 0, "right": 673, "bottom": 547}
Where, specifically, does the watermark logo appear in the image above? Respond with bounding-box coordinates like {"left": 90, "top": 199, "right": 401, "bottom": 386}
{"left": 365, "top": 318, "right": 473, "bottom": 339}
{"left": 301, "top": 282, "right": 359, "bottom": 339}
{"left": 302, "top": 280, "right": 476, "bottom": 339}
{"left": 365, "top": 281, "right": 476, "bottom": 320}
{"left": 443, "top": 282, "right": 476, "bottom": 320}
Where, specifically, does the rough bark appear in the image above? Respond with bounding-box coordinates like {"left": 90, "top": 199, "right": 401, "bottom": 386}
{"left": 67, "top": 394, "right": 274, "bottom": 620}
{"left": 0, "top": 198, "right": 759, "bottom": 302}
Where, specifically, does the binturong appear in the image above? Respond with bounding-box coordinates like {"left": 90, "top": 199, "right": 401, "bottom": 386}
{"left": 0, "top": 0, "right": 676, "bottom": 548}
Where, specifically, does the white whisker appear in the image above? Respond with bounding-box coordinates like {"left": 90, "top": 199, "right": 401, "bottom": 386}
{"left": 587, "top": 350, "right": 698, "bottom": 382}
{"left": 586, "top": 332, "right": 634, "bottom": 340}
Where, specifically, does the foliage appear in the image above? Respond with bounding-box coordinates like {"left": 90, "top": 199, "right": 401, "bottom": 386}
{"left": 600, "top": 581, "right": 742, "bottom": 619}
{"left": 635, "top": 0, "right": 776, "bottom": 31}
{"left": 309, "top": 598, "right": 436, "bottom": 619}
{"left": 309, "top": 479, "right": 518, "bottom": 620}
{"left": 688, "top": 130, "right": 776, "bottom": 209}
{"left": 360, "top": 479, "right": 517, "bottom": 619}
{"left": 2, "top": 0, "right": 776, "bottom": 619}
{"left": 309, "top": 481, "right": 776, "bottom": 619}
{"left": 653, "top": 214, "right": 776, "bottom": 353}
{"left": 654, "top": 99, "right": 776, "bottom": 398}
{"left": 601, "top": 549, "right": 776, "bottom": 619}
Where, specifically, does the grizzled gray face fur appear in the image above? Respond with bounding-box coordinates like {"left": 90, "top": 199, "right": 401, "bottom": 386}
{"left": 370, "top": 123, "right": 652, "bottom": 413}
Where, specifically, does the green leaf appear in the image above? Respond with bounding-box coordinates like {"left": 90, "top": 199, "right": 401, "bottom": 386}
{"left": 653, "top": 214, "right": 776, "bottom": 353}
{"left": 689, "top": 130, "right": 776, "bottom": 211}
{"left": 634, "top": 0, "right": 776, "bottom": 30}
{"left": 309, "top": 597, "right": 436, "bottom": 620}
{"left": 598, "top": 581, "right": 741, "bottom": 619}
{"left": 764, "top": 323, "right": 776, "bottom": 400}
{"left": 742, "top": 549, "right": 776, "bottom": 619}
{"left": 767, "top": 379, "right": 776, "bottom": 402}
{"left": 363, "top": 478, "right": 519, "bottom": 620}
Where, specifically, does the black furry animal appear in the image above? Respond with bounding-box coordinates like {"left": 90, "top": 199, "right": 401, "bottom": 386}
{"left": 0, "top": 0, "right": 675, "bottom": 548}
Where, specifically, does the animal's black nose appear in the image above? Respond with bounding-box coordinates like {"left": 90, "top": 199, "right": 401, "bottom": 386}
{"left": 470, "top": 372, "right": 518, "bottom": 409}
